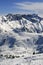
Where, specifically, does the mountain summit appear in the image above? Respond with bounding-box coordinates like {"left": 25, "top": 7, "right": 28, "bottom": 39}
{"left": 1, "top": 14, "right": 43, "bottom": 33}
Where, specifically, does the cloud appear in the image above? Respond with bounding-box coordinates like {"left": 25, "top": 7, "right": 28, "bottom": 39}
{"left": 14, "top": 2, "right": 43, "bottom": 15}
{"left": 16, "top": 2, "right": 43, "bottom": 10}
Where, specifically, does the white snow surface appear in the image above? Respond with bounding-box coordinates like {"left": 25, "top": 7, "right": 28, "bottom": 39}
{"left": 0, "top": 53, "right": 43, "bottom": 65}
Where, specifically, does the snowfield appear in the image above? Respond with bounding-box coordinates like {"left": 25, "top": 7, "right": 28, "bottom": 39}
{"left": 0, "top": 14, "right": 43, "bottom": 65}
{"left": 0, "top": 53, "right": 43, "bottom": 65}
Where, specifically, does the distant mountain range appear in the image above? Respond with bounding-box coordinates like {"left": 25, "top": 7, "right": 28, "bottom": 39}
{"left": 1, "top": 14, "right": 43, "bottom": 33}
{"left": 0, "top": 14, "right": 43, "bottom": 54}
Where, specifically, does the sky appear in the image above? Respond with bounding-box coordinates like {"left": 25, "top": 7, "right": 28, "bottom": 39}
{"left": 0, "top": 0, "right": 43, "bottom": 15}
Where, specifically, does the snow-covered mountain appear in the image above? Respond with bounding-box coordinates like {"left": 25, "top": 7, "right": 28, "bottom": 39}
{"left": 1, "top": 14, "right": 43, "bottom": 33}
{"left": 0, "top": 14, "right": 43, "bottom": 54}
{"left": 0, "top": 14, "right": 43, "bottom": 65}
